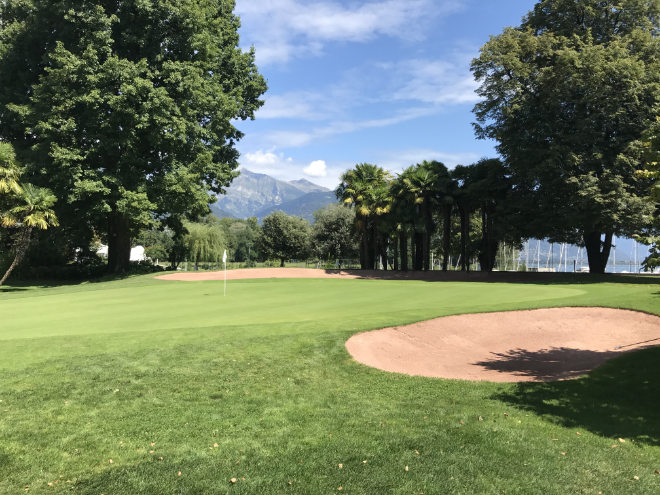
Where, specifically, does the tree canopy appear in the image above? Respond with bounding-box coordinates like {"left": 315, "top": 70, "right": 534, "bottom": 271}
{"left": 258, "top": 211, "right": 311, "bottom": 267}
{"left": 471, "top": 0, "right": 659, "bottom": 273}
{"left": 0, "top": 0, "right": 267, "bottom": 272}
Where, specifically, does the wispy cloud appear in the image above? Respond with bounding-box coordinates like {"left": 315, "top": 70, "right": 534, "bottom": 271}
{"left": 377, "top": 149, "right": 483, "bottom": 173}
{"left": 236, "top": 0, "right": 466, "bottom": 65}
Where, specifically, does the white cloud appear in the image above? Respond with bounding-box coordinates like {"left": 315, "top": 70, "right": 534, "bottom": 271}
{"left": 391, "top": 60, "right": 480, "bottom": 104}
{"left": 262, "top": 106, "right": 436, "bottom": 148}
{"left": 236, "top": 0, "right": 466, "bottom": 65}
{"left": 303, "top": 160, "right": 327, "bottom": 177}
{"left": 377, "top": 149, "right": 483, "bottom": 174}
{"left": 243, "top": 150, "right": 284, "bottom": 166}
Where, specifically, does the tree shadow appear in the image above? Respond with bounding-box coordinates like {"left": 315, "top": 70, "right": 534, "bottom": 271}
{"left": 474, "top": 347, "right": 635, "bottom": 382}
{"left": 492, "top": 346, "right": 660, "bottom": 446}
{"left": 0, "top": 287, "right": 28, "bottom": 293}
{"left": 321, "top": 269, "right": 660, "bottom": 285}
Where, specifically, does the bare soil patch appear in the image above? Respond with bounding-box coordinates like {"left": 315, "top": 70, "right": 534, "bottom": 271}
{"left": 346, "top": 307, "right": 660, "bottom": 382}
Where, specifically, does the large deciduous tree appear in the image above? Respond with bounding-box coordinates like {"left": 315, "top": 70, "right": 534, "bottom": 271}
{"left": 258, "top": 211, "right": 311, "bottom": 267}
{"left": 0, "top": 0, "right": 267, "bottom": 273}
{"left": 312, "top": 203, "right": 358, "bottom": 265}
{"left": 471, "top": 0, "right": 659, "bottom": 273}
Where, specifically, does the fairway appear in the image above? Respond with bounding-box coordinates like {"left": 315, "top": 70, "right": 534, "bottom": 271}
{"left": 1, "top": 273, "right": 659, "bottom": 494}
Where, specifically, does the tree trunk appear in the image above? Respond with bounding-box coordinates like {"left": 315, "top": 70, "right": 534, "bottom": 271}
{"left": 423, "top": 202, "right": 432, "bottom": 271}
{"left": 108, "top": 212, "right": 132, "bottom": 273}
{"left": 459, "top": 204, "right": 470, "bottom": 271}
{"left": 380, "top": 236, "right": 388, "bottom": 271}
{"left": 399, "top": 229, "right": 408, "bottom": 271}
{"left": 0, "top": 227, "right": 33, "bottom": 286}
{"left": 442, "top": 205, "right": 452, "bottom": 271}
{"left": 414, "top": 232, "right": 424, "bottom": 271}
{"left": 280, "top": 258, "right": 285, "bottom": 267}
{"left": 358, "top": 216, "right": 368, "bottom": 270}
{"left": 393, "top": 235, "right": 399, "bottom": 271}
{"left": 583, "top": 231, "right": 613, "bottom": 274}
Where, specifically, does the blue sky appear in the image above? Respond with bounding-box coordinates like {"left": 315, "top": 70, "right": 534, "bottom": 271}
{"left": 233, "top": 0, "right": 538, "bottom": 189}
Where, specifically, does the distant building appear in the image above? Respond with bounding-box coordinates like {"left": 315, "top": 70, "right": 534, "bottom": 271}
{"left": 97, "top": 245, "right": 147, "bottom": 261}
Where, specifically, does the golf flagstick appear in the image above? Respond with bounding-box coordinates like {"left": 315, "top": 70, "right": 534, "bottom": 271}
{"left": 223, "top": 249, "right": 227, "bottom": 296}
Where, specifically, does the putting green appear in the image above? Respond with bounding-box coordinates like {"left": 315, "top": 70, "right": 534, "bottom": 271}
{"left": 0, "top": 277, "right": 585, "bottom": 341}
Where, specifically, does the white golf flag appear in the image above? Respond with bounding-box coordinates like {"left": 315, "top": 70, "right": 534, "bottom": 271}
{"left": 222, "top": 249, "right": 227, "bottom": 263}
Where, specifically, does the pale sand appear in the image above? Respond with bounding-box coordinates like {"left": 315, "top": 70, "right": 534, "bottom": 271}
{"left": 346, "top": 308, "right": 660, "bottom": 382}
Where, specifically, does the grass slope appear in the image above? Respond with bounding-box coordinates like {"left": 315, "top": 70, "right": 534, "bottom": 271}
{"left": 0, "top": 274, "right": 659, "bottom": 494}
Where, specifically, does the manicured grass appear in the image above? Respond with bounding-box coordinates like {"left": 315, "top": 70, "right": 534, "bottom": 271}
{"left": 0, "top": 274, "right": 659, "bottom": 494}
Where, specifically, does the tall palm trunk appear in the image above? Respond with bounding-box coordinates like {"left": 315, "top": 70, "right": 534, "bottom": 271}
{"left": 423, "top": 201, "right": 433, "bottom": 271}
{"left": 399, "top": 229, "right": 408, "bottom": 271}
{"left": 458, "top": 203, "right": 470, "bottom": 271}
{"left": 0, "top": 227, "right": 33, "bottom": 286}
{"left": 393, "top": 235, "right": 399, "bottom": 271}
{"left": 442, "top": 204, "right": 452, "bottom": 271}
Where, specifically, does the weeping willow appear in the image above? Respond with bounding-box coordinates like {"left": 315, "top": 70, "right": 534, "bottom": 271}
{"left": 184, "top": 222, "right": 226, "bottom": 269}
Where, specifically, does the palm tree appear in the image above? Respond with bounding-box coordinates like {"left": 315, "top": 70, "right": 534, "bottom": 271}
{"left": 0, "top": 184, "right": 59, "bottom": 286}
{"left": 0, "top": 142, "right": 22, "bottom": 196}
{"left": 452, "top": 165, "right": 474, "bottom": 271}
{"left": 397, "top": 161, "right": 448, "bottom": 270}
{"left": 336, "top": 164, "right": 391, "bottom": 269}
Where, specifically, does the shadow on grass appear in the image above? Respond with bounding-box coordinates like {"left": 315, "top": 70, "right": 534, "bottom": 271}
{"left": 492, "top": 346, "right": 660, "bottom": 446}
{"left": 0, "top": 287, "right": 28, "bottom": 293}
{"left": 322, "top": 269, "right": 660, "bottom": 285}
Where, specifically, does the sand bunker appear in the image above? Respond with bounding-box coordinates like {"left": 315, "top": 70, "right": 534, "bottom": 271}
{"left": 346, "top": 307, "right": 660, "bottom": 382}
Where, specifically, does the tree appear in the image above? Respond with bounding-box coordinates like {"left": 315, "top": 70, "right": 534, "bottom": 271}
{"left": 312, "top": 204, "right": 358, "bottom": 264}
{"left": 0, "top": 1, "right": 267, "bottom": 273}
{"left": 183, "top": 220, "right": 226, "bottom": 270}
{"left": 635, "top": 116, "right": 660, "bottom": 269}
{"left": 464, "top": 159, "right": 512, "bottom": 272}
{"left": 1, "top": 184, "right": 59, "bottom": 285}
{"left": 0, "top": 142, "right": 21, "bottom": 197}
{"left": 472, "top": 0, "right": 659, "bottom": 273}
{"left": 258, "top": 211, "right": 311, "bottom": 267}
{"left": 336, "top": 164, "right": 391, "bottom": 270}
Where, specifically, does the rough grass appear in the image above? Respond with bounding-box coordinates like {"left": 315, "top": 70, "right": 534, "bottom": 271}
{"left": 0, "top": 274, "right": 659, "bottom": 494}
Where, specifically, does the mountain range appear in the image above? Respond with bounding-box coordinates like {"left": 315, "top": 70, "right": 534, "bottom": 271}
{"left": 210, "top": 169, "right": 337, "bottom": 222}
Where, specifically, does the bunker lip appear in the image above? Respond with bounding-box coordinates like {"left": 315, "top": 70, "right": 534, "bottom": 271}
{"left": 346, "top": 307, "right": 660, "bottom": 382}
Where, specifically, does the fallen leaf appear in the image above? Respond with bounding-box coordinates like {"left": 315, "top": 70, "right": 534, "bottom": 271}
{"left": 288, "top": 481, "right": 292, "bottom": 485}
{"left": 362, "top": 460, "right": 367, "bottom": 464}
{"left": 654, "top": 470, "right": 660, "bottom": 475}
{"left": 633, "top": 476, "right": 639, "bottom": 480}
{"left": 405, "top": 466, "right": 409, "bottom": 472}
{"left": 149, "top": 450, "right": 154, "bottom": 454}
{"left": 478, "top": 416, "right": 483, "bottom": 422}
{"left": 576, "top": 432, "right": 580, "bottom": 435}
{"left": 415, "top": 450, "right": 419, "bottom": 455}
{"left": 108, "top": 459, "right": 113, "bottom": 464}
{"left": 618, "top": 438, "right": 626, "bottom": 443}
{"left": 151, "top": 442, "right": 155, "bottom": 447}
{"left": 214, "top": 443, "right": 219, "bottom": 448}
{"left": 177, "top": 472, "right": 182, "bottom": 477}
{"left": 230, "top": 478, "right": 237, "bottom": 483}
{"left": 338, "top": 464, "right": 343, "bottom": 469}
{"left": 612, "top": 444, "right": 618, "bottom": 448}
{"left": 561, "top": 452, "right": 566, "bottom": 456}
{"left": 338, "top": 488, "right": 342, "bottom": 491}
